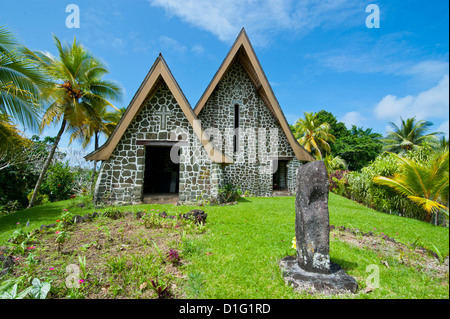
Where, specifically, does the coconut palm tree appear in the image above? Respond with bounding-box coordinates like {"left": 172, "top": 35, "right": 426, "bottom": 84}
{"left": 68, "top": 104, "right": 125, "bottom": 190}
{"left": 0, "top": 25, "right": 47, "bottom": 152}
{"left": 26, "top": 35, "right": 122, "bottom": 208}
{"left": 292, "top": 111, "right": 336, "bottom": 159}
{"left": 373, "top": 150, "right": 449, "bottom": 223}
{"left": 322, "top": 153, "right": 347, "bottom": 172}
{"left": 382, "top": 117, "right": 442, "bottom": 154}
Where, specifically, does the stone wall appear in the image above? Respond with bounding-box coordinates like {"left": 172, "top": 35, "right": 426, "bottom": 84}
{"left": 198, "top": 61, "right": 296, "bottom": 196}
{"left": 94, "top": 62, "right": 303, "bottom": 205}
{"left": 287, "top": 159, "right": 303, "bottom": 195}
{"left": 94, "top": 82, "right": 213, "bottom": 204}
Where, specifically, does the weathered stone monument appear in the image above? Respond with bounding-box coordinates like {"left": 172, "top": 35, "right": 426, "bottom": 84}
{"left": 279, "top": 161, "right": 358, "bottom": 294}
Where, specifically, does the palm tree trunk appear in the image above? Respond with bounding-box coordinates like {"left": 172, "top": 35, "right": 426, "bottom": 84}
{"left": 90, "top": 132, "right": 99, "bottom": 192}
{"left": 27, "top": 119, "right": 66, "bottom": 208}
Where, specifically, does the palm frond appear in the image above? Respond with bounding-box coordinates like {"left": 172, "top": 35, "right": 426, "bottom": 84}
{"left": 0, "top": 114, "right": 30, "bottom": 154}
{"left": 373, "top": 175, "right": 416, "bottom": 198}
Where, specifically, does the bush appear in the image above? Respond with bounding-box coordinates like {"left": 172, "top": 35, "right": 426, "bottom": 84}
{"left": 71, "top": 167, "right": 93, "bottom": 196}
{"left": 218, "top": 183, "right": 242, "bottom": 203}
{"left": 40, "top": 162, "right": 76, "bottom": 202}
{"left": 328, "top": 170, "right": 350, "bottom": 197}
{"left": 0, "top": 200, "right": 23, "bottom": 216}
{"left": 345, "top": 152, "right": 426, "bottom": 219}
{"left": 26, "top": 191, "right": 50, "bottom": 207}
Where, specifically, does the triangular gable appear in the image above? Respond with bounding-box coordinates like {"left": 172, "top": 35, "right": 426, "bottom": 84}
{"left": 85, "top": 54, "right": 232, "bottom": 164}
{"left": 194, "top": 28, "right": 315, "bottom": 162}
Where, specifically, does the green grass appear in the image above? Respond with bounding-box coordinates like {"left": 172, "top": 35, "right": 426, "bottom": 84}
{"left": 0, "top": 197, "right": 186, "bottom": 245}
{"left": 1, "top": 193, "right": 448, "bottom": 299}
{"left": 328, "top": 194, "right": 448, "bottom": 253}
{"left": 0, "top": 200, "right": 69, "bottom": 244}
{"left": 179, "top": 194, "right": 449, "bottom": 299}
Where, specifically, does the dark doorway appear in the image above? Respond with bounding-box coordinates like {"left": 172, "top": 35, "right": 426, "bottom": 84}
{"left": 143, "top": 146, "right": 179, "bottom": 194}
{"left": 273, "top": 160, "right": 288, "bottom": 190}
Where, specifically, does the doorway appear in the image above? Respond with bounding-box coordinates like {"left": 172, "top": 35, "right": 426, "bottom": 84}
{"left": 143, "top": 146, "right": 179, "bottom": 194}
{"left": 273, "top": 160, "right": 288, "bottom": 191}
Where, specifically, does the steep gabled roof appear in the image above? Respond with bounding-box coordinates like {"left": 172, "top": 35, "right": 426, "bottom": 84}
{"left": 85, "top": 54, "right": 232, "bottom": 163}
{"left": 194, "top": 28, "right": 315, "bottom": 162}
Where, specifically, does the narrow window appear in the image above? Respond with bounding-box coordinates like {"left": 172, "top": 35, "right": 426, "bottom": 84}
{"left": 234, "top": 104, "right": 240, "bottom": 153}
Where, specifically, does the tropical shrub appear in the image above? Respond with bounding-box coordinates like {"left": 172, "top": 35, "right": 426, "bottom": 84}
{"left": 218, "top": 183, "right": 242, "bottom": 203}
{"left": 345, "top": 152, "right": 425, "bottom": 220}
{"left": 71, "top": 167, "right": 93, "bottom": 196}
{"left": 328, "top": 170, "right": 350, "bottom": 197}
{"left": 373, "top": 150, "right": 448, "bottom": 223}
{"left": 0, "top": 200, "right": 23, "bottom": 216}
{"left": 26, "top": 191, "right": 50, "bottom": 207}
{"left": 40, "top": 162, "right": 76, "bottom": 202}
{"left": 0, "top": 136, "right": 67, "bottom": 208}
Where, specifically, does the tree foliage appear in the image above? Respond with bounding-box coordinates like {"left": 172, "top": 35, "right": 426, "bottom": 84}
{"left": 0, "top": 25, "right": 48, "bottom": 155}
{"left": 345, "top": 152, "right": 426, "bottom": 220}
{"left": 0, "top": 136, "right": 64, "bottom": 209}
{"left": 26, "top": 35, "right": 122, "bottom": 208}
{"left": 291, "top": 111, "right": 336, "bottom": 158}
{"left": 0, "top": 26, "right": 47, "bottom": 132}
{"left": 382, "top": 117, "right": 442, "bottom": 153}
{"left": 373, "top": 150, "right": 449, "bottom": 223}
{"left": 291, "top": 110, "right": 383, "bottom": 171}
{"left": 333, "top": 126, "right": 383, "bottom": 171}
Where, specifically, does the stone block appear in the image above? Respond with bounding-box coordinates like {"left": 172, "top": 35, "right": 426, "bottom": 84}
{"left": 295, "top": 161, "right": 330, "bottom": 274}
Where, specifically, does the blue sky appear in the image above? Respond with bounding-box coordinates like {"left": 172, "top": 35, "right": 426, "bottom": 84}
{"left": 1, "top": 0, "right": 449, "bottom": 165}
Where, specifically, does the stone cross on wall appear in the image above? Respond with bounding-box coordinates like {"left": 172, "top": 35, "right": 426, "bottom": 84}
{"left": 155, "top": 105, "right": 170, "bottom": 130}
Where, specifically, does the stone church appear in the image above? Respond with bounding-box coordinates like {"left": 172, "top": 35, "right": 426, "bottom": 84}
{"left": 85, "top": 29, "right": 314, "bottom": 205}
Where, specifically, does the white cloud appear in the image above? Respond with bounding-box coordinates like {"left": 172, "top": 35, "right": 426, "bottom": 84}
{"left": 374, "top": 95, "right": 415, "bottom": 120}
{"left": 306, "top": 32, "right": 413, "bottom": 75}
{"left": 111, "top": 38, "right": 125, "bottom": 50}
{"left": 402, "top": 60, "right": 449, "bottom": 83}
{"left": 306, "top": 29, "right": 449, "bottom": 83}
{"left": 149, "top": 0, "right": 366, "bottom": 45}
{"left": 191, "top": 44, "right": 205, "bottom": 55}
{"left": 159, "top": 35, "right": 187, "bottom": 54}
{"left": 374, "top": 75, "right": 449, "bottom": 122}
{"left": 437, "top": 120, "right": 449, "bottom": 137}
{"left": 339, "top": 111, "right": 365, "bottom": 128}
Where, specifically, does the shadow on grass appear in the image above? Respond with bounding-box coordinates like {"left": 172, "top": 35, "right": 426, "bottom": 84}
{"left": 237, "top": 197, "right": 251, "bottom": 203}
{"left": 330, "top": 257, "right": 359, "bottom": 271}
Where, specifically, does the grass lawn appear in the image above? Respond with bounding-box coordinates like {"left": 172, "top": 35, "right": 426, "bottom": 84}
{"left": 0, "top": 193, "right": 448, "bottom": 299}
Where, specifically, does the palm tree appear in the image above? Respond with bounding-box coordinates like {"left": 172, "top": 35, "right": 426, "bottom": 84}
{"left": 373, "top": 151, "right": 449, "bottom": 223}
{"left": 292, "top": 111, "right": 336, "bottom": 159}
{"left": 322, "top": 153, "right": 347, "bottom": 172}
{"left": 0, "top": 26, "right": 47, "bottom": 152}
{"left": 0, "top": 114, "right": 30, "bottom": 154}
{"left": 438, "top": 136, "right": 449, "bottom": 151}
{"left": 382, "top": 117, "right": 442, "bottom": 154}
{"left": 26, "top": 35, "right": 122, "bottom": 208}
{"left": 68, "top": 104, "right": 125, "bottom": 190}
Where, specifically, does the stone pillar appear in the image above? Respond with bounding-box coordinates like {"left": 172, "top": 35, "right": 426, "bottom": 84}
{"left": 295, "top": 161, "right": 331, "bottom": 274}
{"left": 279, "top": 160, "right": 358, "bottom": 295}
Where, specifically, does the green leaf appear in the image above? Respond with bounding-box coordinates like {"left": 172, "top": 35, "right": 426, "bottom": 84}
{"left": 30, "top": 278, "right": 49, "bottom": 299}
{"left": 16, "top": 286, "right": 32, "bottom": 299}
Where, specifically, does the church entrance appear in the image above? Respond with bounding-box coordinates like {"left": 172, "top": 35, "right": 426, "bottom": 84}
{"left": 273, "top": 160, "right": 288, "bottom": 191}
{"left": 143, "top": 146, "right": 179, "bottom": 195}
